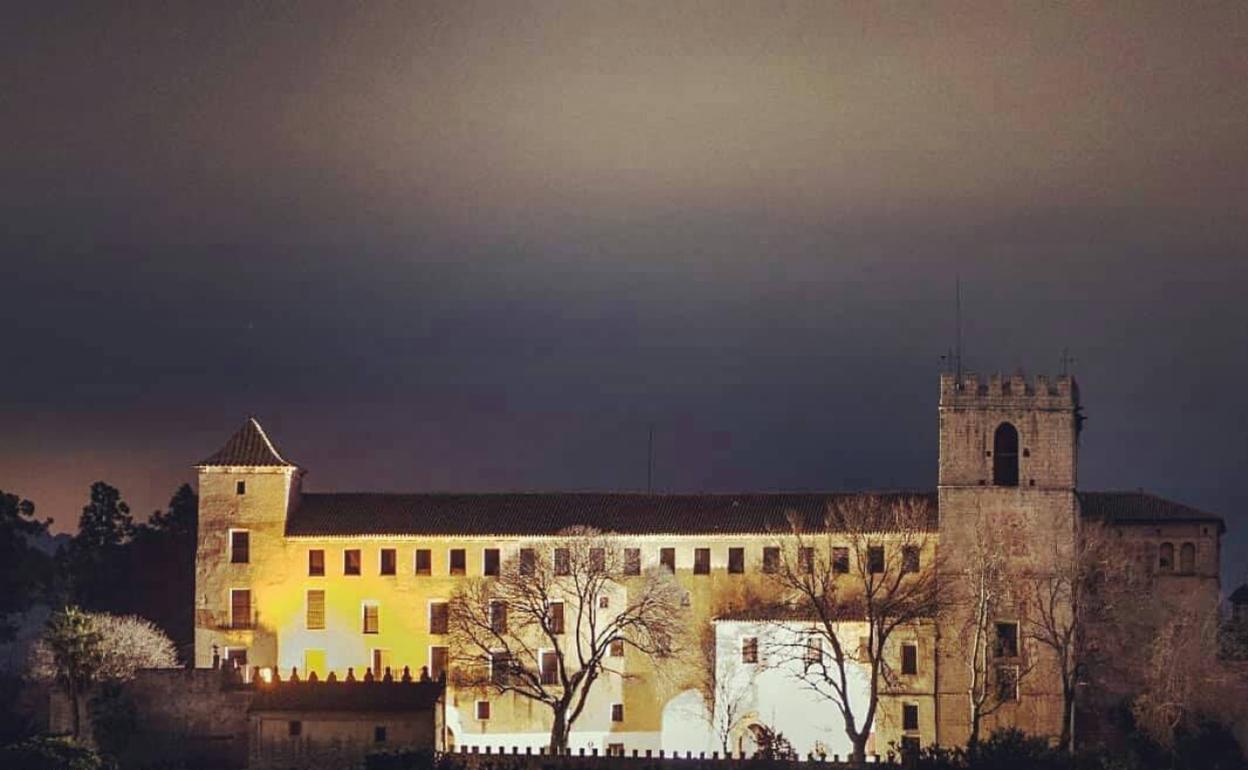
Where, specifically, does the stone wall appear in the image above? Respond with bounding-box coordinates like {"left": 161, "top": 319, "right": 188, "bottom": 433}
{"left": 122, "top": 668, "right": 252, "bottom": 769}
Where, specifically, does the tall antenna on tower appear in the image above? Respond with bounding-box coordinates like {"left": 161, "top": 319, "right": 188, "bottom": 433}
{"left": 954, "top": 275, "right": 964, "bottom": 381}
{"left": 646, "top": 423, "right": 654, "bottom": 494}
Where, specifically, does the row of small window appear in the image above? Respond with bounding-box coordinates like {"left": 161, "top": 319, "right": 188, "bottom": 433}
{"left": 1157, "top": 542, "right": 1198, "bottom": 575}
{"left": 254, "top": 589, "right": 617, "bottom": 643}
{"left": 469, "top": 699, "right": 624, "bottom": 724}
{"left": 736, "top": 623, "right": 1019, "bottom": 671}
{"left": 290, "top": 545, "right": 921, "bottom": 577}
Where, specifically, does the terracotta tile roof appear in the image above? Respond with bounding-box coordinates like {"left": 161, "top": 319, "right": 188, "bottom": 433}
{"left": 249, "top": 681, "right": 442, "bottom": 713}
{"left": 285, "top": 491, "right": 939, "bottom": 538}
{"left": 198, "top": 418, "right": 295, "bottom": 467}
{"left": 1078, "top": 491, "right": 1225, "bottom": 532}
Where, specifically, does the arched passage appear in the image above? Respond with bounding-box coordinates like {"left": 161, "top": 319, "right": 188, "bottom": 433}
{"left": 993, "top": 423, "right": 1020, "bottom": 486}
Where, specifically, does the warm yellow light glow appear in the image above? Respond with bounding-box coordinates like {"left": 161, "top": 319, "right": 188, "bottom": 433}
{"left": 259, "top": 666, "right": 273, "bottom": 684}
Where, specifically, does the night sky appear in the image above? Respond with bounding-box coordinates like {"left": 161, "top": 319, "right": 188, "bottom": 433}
{"left": 3, "top": 3, "right": 1245, "bottom": 587}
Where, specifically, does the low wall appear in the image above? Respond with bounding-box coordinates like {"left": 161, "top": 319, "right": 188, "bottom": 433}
{"left": 447, "top": 746, "right": 901, "bottom": 770}
{"left": 120, "top": 668, "right": 253, "bottom": 769}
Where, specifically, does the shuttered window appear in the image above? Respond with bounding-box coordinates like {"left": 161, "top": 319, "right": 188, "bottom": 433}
{"left": 624, "top": 548, "right": 641, "bottom": 576}
{"left": 306, "top": 590, "right": 325, "bottom": 630}
{"left": 380, "top": 549, "right": 396, "bottom": 575}
{"left": 728, "top": 547, "right": 745, "bottom": 574}
{"left": 230, "top": 589, "right": 251, "bottom": 629}
{"left": 362, "top": 603, "right": 380, "bottom": 634}
{"left": 429, "top": 602, "right": 449, "bottom": 634}
{"left": 693, "top": 548, "right": 711, "bottom": 575}
{"left": 230, "top": 531, "right": 250, "bottom": 564}
{"left": 414, "top": 549, "right": 431, "bottom": 576}
{"left": 308, "top": 549, "right": 325, "bottom": 576}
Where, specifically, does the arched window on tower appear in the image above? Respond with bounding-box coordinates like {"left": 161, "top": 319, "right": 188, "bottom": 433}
{"left": 1158, "top": 542, "right": 1174, "bottom": 573}
{"left": 1179, "top": 542, "right": 1195, "bottom": 574}
{"left": 992, "top": 423, "right": 1020, "bottom": 487}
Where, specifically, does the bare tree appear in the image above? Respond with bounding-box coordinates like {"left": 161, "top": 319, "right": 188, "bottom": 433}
{"left": 692, "top": 623, "right": 754, "bottom": 755}
{"left": 950, "top": 518, "right": 1033, "bottom": 752}
{"left": 1021, "top": 519, "right": 1149, "bottom": 752}
{"left": 29, "top": 608, "right": 177, "bottom": 739}
{"left": 765, "top": 495, "right": 941, "bottom": 764}
{"left": 447, "top": 527, "right": 685, "bottom": 751}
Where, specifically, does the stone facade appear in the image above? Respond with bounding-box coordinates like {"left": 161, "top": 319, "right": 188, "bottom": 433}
{"left": 192, "top": 375, "right": 1225, "bottom": 755}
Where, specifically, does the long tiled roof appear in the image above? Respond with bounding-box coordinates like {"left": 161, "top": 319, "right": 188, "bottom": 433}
{"left": 198, "top": 418, "right": 295, "bottom": 467}
{"left": 249, "top": 681, "right": 442, "bottom": 713}
{"left": 286, "top": 491, "right": 939, "bottom": 537}
{"left": 1078, "top": 491, "right": 1224, "bottom": 532}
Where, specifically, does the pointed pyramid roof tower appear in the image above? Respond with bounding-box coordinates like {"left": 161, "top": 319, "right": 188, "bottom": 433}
{"left": 197, "top": 417, "right": 296, "bottom": 467}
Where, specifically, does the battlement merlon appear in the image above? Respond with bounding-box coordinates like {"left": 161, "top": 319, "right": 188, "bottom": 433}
{"left": 939, "top": 371, "right": 1078, "bottom": 409}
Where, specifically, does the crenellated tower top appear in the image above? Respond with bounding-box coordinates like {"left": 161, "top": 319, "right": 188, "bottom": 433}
{"left": 939, "top": 371, "right": 1078, "bottom": 411}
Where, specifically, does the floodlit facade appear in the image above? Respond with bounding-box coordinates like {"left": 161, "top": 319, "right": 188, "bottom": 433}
{"left": 194, "top": 373, "right": 1224, "bottom": 755}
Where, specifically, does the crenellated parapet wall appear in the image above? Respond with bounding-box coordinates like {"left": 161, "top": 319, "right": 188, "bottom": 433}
{"left": 939, "top": 372, "right": 1078, "bottom": 410}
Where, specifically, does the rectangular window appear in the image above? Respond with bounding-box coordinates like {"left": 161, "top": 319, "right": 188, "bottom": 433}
{"left": 374, "top": 726, "right": 387, "bottom": 743}
{"left": 611, "top": 703, "right": 624, "bottom": 722}
{"left": 548, "top": 602, "right": 565, "bottom": 634}
{"left": 590, "top": 547, "right": 606, "bottom": 572}
{"left": 380, "top": 548, "right": 396, "bottom": 576}
{"left": 660, "top": 547, "right": 676, "bottom": 573}
{"left": 236, "top": 480, "right": 246, "bottom": 495}
{"left": 901, "top": 643, "right": 918, "bottom": 675}
{"left": 306, "top": 590, "right": 325, "bottom": 630}
{"left": 429, "top": 602, "right": 448, "bottom": 635}
{"left": 608, "top": 744, "right": 625, "bottom": 757}
{"left": 362, "top": 603, "right": 380, "bottom": 634}
{"left": 832, "top": 546, "right": 850, "bottom": 574}
{"left": 762, "top": 547, "right": 780, "bottom": 574}
{"left": 288, "top": 720, "right": 302, "bottom": 737}
{"left": 540, "top": 650, "right": 558, "bottom": 685}
{"left": 693, "top": 548, "right": 711, "bottom": 575}
{"left": 344, "top": 549, "right": 361, "bottom": 576}
{"left": 742, "top": 637, "right": 759, "bottom": 664}
{"left": 868, "top": 545, "right": 885, "bottom": 574}
{"left": 996, "top": 665, "right": 1019, "bottom": 701}
{"left": 230, "top": 589, "right": 251, "bottom": 629}
{"left": 414, "top": 549, "right": 431, "bottom": 576}
{"left": 901, "top": 737, "right": 921, "bottom": 756}
{"left": 224, "top": 647, "right": 248, "bottom": 669}
{"left": 624, "top": 548, "right": 641, "bottom": 576}
{"left": 609, "top": 638, "right": 625, "bottom": 657}
{"left": 308, "top": 549, "right": 325, "bottom": 576}
{"left": 995, "top": 622, "right": 1019, "bottom": 658}
{"left": 490, "top": 651, "right": 513, "bottom": 686}
{"left": 476, "top": 701, "right": 491, "bottom": 720}
{"left": 902, "top": 545, "right": 920, "bottom": 574}
{"left": 230, "top": 530, "right": 250, "bottom": 564}
{"left": 903, "top": 703, "right": 919, "bottom": 731}
{"left": 483, "top": 548, "right": 500, "bottom": 576}
{"left": 728, "top": 547, "right": 745, "bottom": 574}
{"left": 804, "top": 635, "right": 822, "bottom": 666}
{"left": 490, "top": 601, "right": 508, "bottom": 634}
{"left": 554, "top": 548, "right": 571, "bottom": 576}
{"left": 429, "top": 646, "right": 448, "bottom": 680}
{"left": 598, "top": 596, "right": 609, "bottom": 609}
{"left": 519, "top": 548, "right": 536, "bottom": 576}
{"left": 372, "top": 648, "right": 390, "bottom": 678}
{"left": 449, "top": 549, "right": 466, "bottom": 576}
{"left": 798, "top": 547, "right": 815, "bottom": 574}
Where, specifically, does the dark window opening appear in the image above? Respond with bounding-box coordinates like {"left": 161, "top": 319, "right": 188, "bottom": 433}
{"left": 624, "top": 548, "right": 641, "bottom": 576}
{"left": 728, "top": 547, "right": 745, "bottom": 574}
{"left": 742, "top": 637, "right": 759, "bottom": 664}
{"left": 610, "top": 638, "right": 625, "bottom": 657}
{"left": 902, "top": 545, "right": 920, "bottom": 574}
{"left": 903, "top": 703, "right": 919, "bottom": 731}
{"left": 380, "top": 549, "right": 396, "bottom": 576}
{"left": 995, "top": 622, "right": 1019, "bottom": 658}
{"left": 798, "top": 547, "right": 815, "bottom": 574}
{"left": 415, "top": 549, "right": 431, "bottom": 576}
{"left": 490, "top": 602, "right": 507, "bottom": 634}
{"left": 288, "top": 720, "right": 302, "bottom": 737}
{"left": 660, "top": 548, "right": 676, "bottom": 573}
{"left": 520, "top": 548, "right": 536, "bottom": 576}
{"left": 230, "top": 590, "right": 251, "bottom": 629}
{"left": 996, "top": 666, "right": 1019, "bottom": 701}
{"left": 590, "top": 547, "right": 606, "bottom": 572}
{"left": 694, "top": 548, "right": 711, "bottom": 575}
{"left": 901, "top": 643, "right": 918, "bottom": 675}
{"left": 548, "top": 602, "right": 565, "bottom": 634}
{"left": 868, "top": 546, "right": 885, "bottom": 574}
{"left": 429, "top": 602, "right": 449, "bottom": 635}
{"left": 374, "top": 726, "right": 387, "bottom": 743}
{"left": 832, "top": 547, "right": 849, "bottom": 574}
{"left": 308, "top": 549, "right": 325, "bottom": 576}
{"left": 554, "top": 548, "right": 571, "bottom": 576}
{"left": 429, "top": 647, "right": 448, "bottom": 680}
{"left": 540, "top": 651, "right": 558, "bottom": 684}
{"left": 230, "top": 531, "right": 250, "bottom": 564}
{"left": 1159, "top": 542, "right": 1174, "bottom": 573}
{"left": 362, "top": 604, "right": 379, "bottom": 634}
{"left": 490, "top": 652, "right": 513, "bottom": 686}
{"left": 611, "top": 703, "right": 624, "bottom": 722}
{"left": 476, "top": 702, "right": 490, "bottom": 720}
{"left": 236, "top": 480, "right": 246, "bottom": 495}
{"left": 484, "top": 549, "right": 500, "bottom": 576}
{"left": 992, "top": 423, "right": 1020, "bottom": 487}
{"left": 762, "top": 547, "right": 780, "bottom": 574}
{"left": 344, "top": 549, "right": 361, "bottom": 576}
{"left": 449, "top": 549, "right": 466, "bottom": 575}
